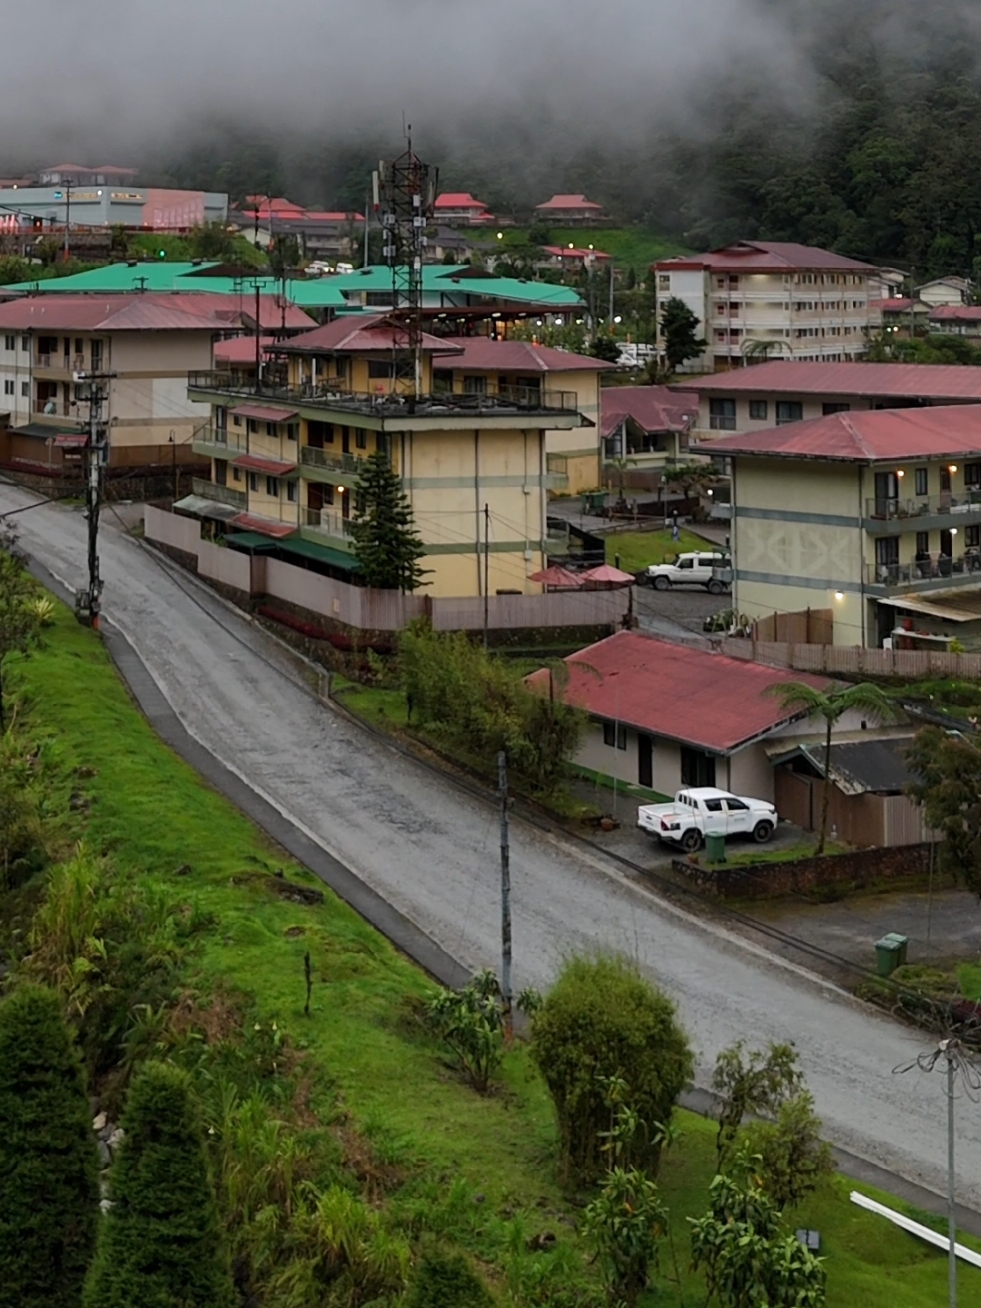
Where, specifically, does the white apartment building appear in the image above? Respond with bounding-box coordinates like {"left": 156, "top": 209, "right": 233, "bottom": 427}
{"left": 655, "top": 241, "right": 881, "bottom": 372}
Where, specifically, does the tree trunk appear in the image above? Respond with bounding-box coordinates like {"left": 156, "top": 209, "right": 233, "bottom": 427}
{"left": 817, "top": 714, "right": 833, "bottom": 855}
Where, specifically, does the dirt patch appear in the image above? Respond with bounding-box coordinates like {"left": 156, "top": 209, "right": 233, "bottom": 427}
{"left": 228, "top": 870, "right": 325, "bottom": 906}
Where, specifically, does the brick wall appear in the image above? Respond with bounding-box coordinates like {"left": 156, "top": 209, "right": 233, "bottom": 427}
{"left": 673, "top": 842, "right": 942, "bottom": 900}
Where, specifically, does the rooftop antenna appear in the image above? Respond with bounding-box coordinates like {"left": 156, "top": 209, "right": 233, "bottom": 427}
{"left": 376, "top": 124, "right": 438, "bottom": 408}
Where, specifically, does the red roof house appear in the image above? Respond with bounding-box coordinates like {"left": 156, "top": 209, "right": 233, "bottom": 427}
{"left": 534, "top": 194, "right": 605, "bottom": 222}
{"left": 434, "top": 193, "right": 496, "bottom": 224}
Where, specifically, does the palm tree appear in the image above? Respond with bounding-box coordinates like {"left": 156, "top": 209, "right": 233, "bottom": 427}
{"left": 767, "top": 682, "right": 896, "bottom": 854}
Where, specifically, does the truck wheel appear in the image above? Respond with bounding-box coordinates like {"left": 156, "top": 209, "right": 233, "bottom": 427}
{"left": 752, "top": 820, "right": 774, "bottom": 844}
{"left": 681, "top": 828, "right": 702, "bottom": 852}
{"left": 653, "top": 575, "right": 670, "bottom": 591}
{"left": 707, "top": 579, "right": 724, "bottom": 594}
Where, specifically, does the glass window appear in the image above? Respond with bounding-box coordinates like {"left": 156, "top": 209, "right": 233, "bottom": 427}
{"left": 677, "top": 557, "right": 694, "bottom": 569}
{"left": 775, "top": 400, "right": 803, "bottom": 425}
{"left": 617, "top": 725, "right": 627, "bottom": 750}
{"left": 367, "top": 360, "right": 393, "bottom": 380}
{"left": 3, "top": 380, "right": 12, "bottom": 395}
{"left": 967, "top": 525, "right": 981, "bottom": 548}
{"left": 709, "top": 398, "right": 736, "bottom": 431}
{"left": 266, "top": 422, "right": 275, "bottom": 436}
{"left": 233, "top": 414, "right": 242, "bottom": 427}
{"left": 3, "top": 335, "right": 13, "bottom": 351}
{"left": 265, "top": 476, "right": 279, "bottom": 497}
{"left": 916, "top": 531, "right": 930, "bottom": 555}
{"left": 20, "top": 382, "right": 27, "bottom": 397}
{"left": 21, "top": 336, "right": 29, "bottom": 352}
{"left": 286, "top": 481, "right": 297, "bottom": 503}
{"left": 749, "top": 400, "right": 767, "bottom": 420}
{"left": 248, "top": 472, "right": 258, "bottom": 493}
{"left": 603, "top": 721, "right": 615, "bottom": 747}
{"left": 915, "top": 467, "right": 929, "bottom": 496}
{"left": 286, "top": 423, "right": 298, "bottom": 441}
{"left": 964, "top": 463, "right": 981, "bottom": 488}
{"left": 704, "top": 799, "right": 724, "bottom": 812}
{"left": 355, "top": 428, "right": 367, "bottom": 449}
{"left": 231, "top": 466, "right": 242, "bottom": 482}
{"left": 725, "top": 798, "right": 749, "bottom": 811}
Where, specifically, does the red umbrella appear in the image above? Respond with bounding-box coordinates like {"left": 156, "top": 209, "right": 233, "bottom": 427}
{"left": 529, "top": 564, "right": 585, "bottom": 589}
{"left": 580, "top": 563, "right": 635, "bottom": 587}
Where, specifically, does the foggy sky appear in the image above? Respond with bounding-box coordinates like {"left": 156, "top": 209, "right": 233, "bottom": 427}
{"left": 4, "top": 0, "right": 811, "bottom": 166}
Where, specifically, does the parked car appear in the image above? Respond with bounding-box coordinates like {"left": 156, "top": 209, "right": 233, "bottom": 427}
{"left": 643, "top": 552, "right": 730, "bottom": 593}
{"left": 637, "top": 787, "right": 777, "bottom": 852}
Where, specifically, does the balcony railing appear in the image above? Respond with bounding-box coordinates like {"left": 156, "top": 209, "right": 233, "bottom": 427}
{"left": 191, "top": 476, "right": 247, "bottom": 509}
{"left": 300, "top": 446, "right": 367, "bottom": 476}
{"left": 865, "top": 552, "right": 981, "bottom": 587}
{"left": 192, "top": 426, "right": 250, "bottom": 455}
{"left": 866, "top": 492, "right": 981, "bottom": 520}
{"left": 301, "top": 505, "right": 354, "bottom": 537}
{"left": 188, "top": 371, "right": 580, "bottom": 416}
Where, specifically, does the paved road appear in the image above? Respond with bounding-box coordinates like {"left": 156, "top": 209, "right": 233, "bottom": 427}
{"left": 5, "top": 486, "right": 980, "bottom": 1208}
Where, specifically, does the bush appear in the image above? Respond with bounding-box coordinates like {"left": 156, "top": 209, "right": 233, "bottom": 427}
{"left": 84, "top": 1061, "right": 234, "bottom": 1308}
{"left": 406, "top": 1250, "right": 495, "bottom": 1308}
{"left": 0, "top": 983, "right": 99, "bottom": 1308}
{"left": 530, "top": 955, "right": 693, "bottom": 1185}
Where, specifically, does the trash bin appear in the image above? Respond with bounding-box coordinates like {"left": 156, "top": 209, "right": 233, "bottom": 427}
{"left": 705, "top": 833, "right": 726, "bottom": 863}
{"left": 875, "top": 934, "right": 907, "bottom": 977}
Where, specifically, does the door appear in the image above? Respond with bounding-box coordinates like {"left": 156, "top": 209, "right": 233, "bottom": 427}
{"left": 874, "top": 471, "right": 899, "bottom": 517}
{"left": 874, "top": 536, "right": 899, "bottom": 582}
{"left": 674, "top": 556, "right": 695, "bottom": 585}
{"left": 940, "top": 528, "right": 954, "bottom": 574}
{"left": 691, "top": 555, "right": 716, "bottom": 584}
{"left": 341, "top": 426, "right": 351, "bottom": 454}
{"left": 307, "top": 482, "right": 323, "bottom": 513}
{"left": 723, "top": 796, "right": 753, "bottom": 835}
{"left": 700, "top": 797, "right": 728, "bottom": 836}
{"left": 637, "top": 734, "right": 653, "bottom": 790}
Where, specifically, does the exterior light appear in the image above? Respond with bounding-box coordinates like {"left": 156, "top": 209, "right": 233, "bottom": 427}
{"left": 707, "top": 488, "right": 714, "bottom": 496}
{"left": 568, "top": 242, "right": 574, "bottom": 249}
{"left": 896, "top": 469, "right": 905, "bottom": 478}
{"left": 951, "top": 527, "right": 958, "bottom": 536}
{"left": 834, "top": 591, "right": 844, "bottom": 600}
{"left": 588, "top": 243, "right": 594, "bottom": 250}
{"left": 337, "top": 484, "right": 346, "bottom": 493}
{"left": 497, "top": 231, "right": 503, "bottom": 239}
{"left": 614, "top": 315, "right": 622, "bottom": 324}
{"left": 950, "top": 464, "right": 958, "bottom": 473}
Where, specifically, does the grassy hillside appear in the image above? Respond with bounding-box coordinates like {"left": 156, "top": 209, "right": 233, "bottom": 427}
{"left": 490, "top": 227, "right": 690, "bottom": 274}
{"left": 2, "top": 599, "right": 977, "bottom": 1307}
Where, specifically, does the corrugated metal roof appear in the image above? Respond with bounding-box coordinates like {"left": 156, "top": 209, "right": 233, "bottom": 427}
{"left": 230, "top": 404, "right": 298, "bottom": 422}
{"left": 526, "top": 630, "right": 829, "bottom": 754}
{"left": 930, "top": 305, "right": 981, "bottom": 321}
{"left": 601, "top": 385, "right": 697, "bottom": 438}
{"left": 232, "top": 453, "right": 297, "bottom": 476}
{"left": 695, "top": 404, "right": 981, "bottom": 462}
{"left": 685, "top": 360, "right": 981, "bottom": 400}
{"left": 535, "top": 194, "right": 604, "bottom": 210}
{"left": 439, "top": 337, "right": 610, "bottom": 373}
{"left": 435, "top": 193, "right": 490, "bottom": 209}
{"left": 230, "top": 513, "right": 295, "bottom": 538}
{"left": 278, "top": 313, "right": 462, "bottom": 356}
{"left": 655, "top": 240, "right": 875, "bottom": 273}
{"left": 793, "top": 737, "right": 917, "bottom": 795}
{"left": 0, "top": 294, "right": 227, "bottom": 331}
{"left": 214, "top": 335, "right": 275, "bottom": 364}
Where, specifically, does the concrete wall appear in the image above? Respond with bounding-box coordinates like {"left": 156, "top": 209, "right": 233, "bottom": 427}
{"left": 109, "top": 331, "right": 214, "bottom": 447}
{"left": 197, "top": 539, "right": 251, "bottom": 592}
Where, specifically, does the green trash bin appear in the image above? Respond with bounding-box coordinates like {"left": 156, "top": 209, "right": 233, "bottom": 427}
{"left": 705, "top": 833, "right": 726, "bottom": 863}
{"left": 875, "top": 934, "right": 906, "bottom": 977}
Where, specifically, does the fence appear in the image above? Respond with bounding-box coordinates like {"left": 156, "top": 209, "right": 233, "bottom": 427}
{"left": 144, "top": 507, "right": 630, "bottom": 634}
{"left": 774, "top": 769, "right": 933, "bottom": 847}
{"left": 720, "top": 637, "right": 981, "bottom": 680}
{"left": 751, "top": 608, "right": 833, "bottom": 646}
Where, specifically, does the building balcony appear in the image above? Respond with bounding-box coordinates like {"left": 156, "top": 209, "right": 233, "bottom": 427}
{"left": 864, "top": 493, "right": 981, "bottom": 535}
{"left": 299, "top": 445, "right": 369, "bottom": 479}
{"left": 187, "top": 372, "right": 582, "bottom": 424}
{"left": 864, "top": 553, "right": 981, "bottom": 590}
{"left": 190, "top": 427, "right": 250, "bottom": 459}
{"left": 191, "top": 476, "right": 247, "bottom": 509}
{"left": 300, "top": 505, "right": 354, "bottom": 541}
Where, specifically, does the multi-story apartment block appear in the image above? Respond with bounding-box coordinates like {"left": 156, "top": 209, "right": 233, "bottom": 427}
{"left": 654, "top": 241, "right": 881, "bottom": 372}
{"left": 675, "top": 360, "right": 981, "bottom": 441}
{"left": 697, "top": 406, "right": 981, "bottom": 649}
{"left": 185, "top": 315, "right": 590, "bottom": 597}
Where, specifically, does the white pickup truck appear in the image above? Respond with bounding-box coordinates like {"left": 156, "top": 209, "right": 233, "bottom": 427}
{"left": 637, "top": 787, "right": 777, "bottom": 852}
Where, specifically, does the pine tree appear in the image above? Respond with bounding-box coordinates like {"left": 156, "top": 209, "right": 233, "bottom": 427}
{"left": 350, "top": 449, "right": 429, "bottom": 591}
{"left": 83, "top": 1062, "right": 234, "bottom": 1308}
{"left": 0, "top": 983, "right": 99, "bottom": 1308}
{"left": 659, "top": 297, "right": 706, "bottom": 371}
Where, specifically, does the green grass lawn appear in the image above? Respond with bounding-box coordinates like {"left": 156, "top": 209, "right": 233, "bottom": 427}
{"left": 492, "top": 226, "right": 690, "bottom": 273}
{"left": 7, "top": 601, "right": 981, "bottom": 1307}
{"left": 605, "top": 526, "right": 718, "bottom": 574}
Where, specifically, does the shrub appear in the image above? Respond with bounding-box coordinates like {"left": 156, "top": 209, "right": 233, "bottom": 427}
{"left": 406, "top": 1250, "right": 494, "bottom": 1308}
{"left": 427, "top": 970, "right": 505, "bottom": 1092}
{"left": 0, "top": 983, "right": 99, "bottom": 1308}
{"left": 583, "top": 1166, "right": 667, "bottom": 1307}
{"left": 530, "top": 955, "right": 693, "bottom": 1184}
{"left": 83, "top": 1062, "right": 234, "bottom": 1308}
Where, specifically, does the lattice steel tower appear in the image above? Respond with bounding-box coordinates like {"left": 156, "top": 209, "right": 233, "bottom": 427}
{"left": 374, "top": 135, "right": 438, "bottom": 401}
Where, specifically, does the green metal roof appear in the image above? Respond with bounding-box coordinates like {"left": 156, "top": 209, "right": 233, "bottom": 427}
{"left": 225, "top": 530, "right": 356, "bottom": 571}
{"left": 323, "top": 265, "right": 583, "bottom": 307}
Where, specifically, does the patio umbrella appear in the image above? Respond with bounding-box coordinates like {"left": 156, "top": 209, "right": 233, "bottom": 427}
{"left": 580, "top": 563, "right": 635, "bottom": 587}
{"left": 528, "top": 564, "right": 585, "bottom": 589}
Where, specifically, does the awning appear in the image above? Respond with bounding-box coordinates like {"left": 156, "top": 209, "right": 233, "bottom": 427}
{"left": 876, "top": 590, "right": 981, "bottom": 624}
{"left": 173, "top": 494, "right": 239, "bottom": 522}
{"left": 53, "top": 433, "right": 88, "bottom": 448}
{"left": 766, "top": 733, "right": 917, "bottom": 795}
{"left": 229, "top": 513, "right": 296, "bottom": 539}
{"left": 225, "top": 531, "right": 357, "bottom": 572}
{"left": 232, "top": 453, "right": 298, "bottom": 476}
{"left": 224, "top": 531, "right": 280, "bottom": 554}
{"left": 230, "top": 404, "right": 298, "bottom": 423}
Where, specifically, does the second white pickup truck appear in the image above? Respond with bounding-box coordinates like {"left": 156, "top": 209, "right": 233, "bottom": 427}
{"left": 637, "top": 787, "right": 777, "bottom": 852}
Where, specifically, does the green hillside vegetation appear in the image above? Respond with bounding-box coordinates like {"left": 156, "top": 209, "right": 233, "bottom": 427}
{"left": 490, "top": 228, "right": 690, "bottom": 277}
{"left": 0, "top": 597, "right": 977, "bottom": 1307}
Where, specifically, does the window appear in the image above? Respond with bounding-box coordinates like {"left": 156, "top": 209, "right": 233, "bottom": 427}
{"left": 915, "top": 467, "right": 929, "bottom": 496}
{"left": 265, "top": 422, "right": 275, "bottom": 436}
{"left": 680, "top": 746, "right": 715, "bottom": 788}
{"left": 875, "top": 537, "right": 899, "bottom": 568}
{"left": 967, "top": 525, "right": 981, "bottom": 548}
{"left": 676, "top": 557, "right": 694, "bottom": 570}
{"left": 214, "top": 459, "right": 227, "bottom": 487}
{"left": 265, "top": 476, "right": 280, "bottom": 497}
{"left": 916, "top": 531, "right": 930, "bottom": 555}
{"left": 21, "top": 336, "right": 29, "bottom": 352}
{"left": 749, "top": 400, "right": 768, "bottom": 420}
{"left": 704, "top": 798, "right": 724, "bottom": 812}
{"left": 3, "top": 380, "right": 12, "bottom": 395}
{"left": 775, "top": 400, "right": 803, "bottom": 425}
{"left": 355, "top": 428, "right": 367, "bottom": 449}
{"left": 965, "top": 463, "right": 981, "bottom": 488}
{"left": 248, "top": 472, "right": 258, "bottom": 493}
{"left": 287, "top": 481, "right": 297, "bottom": 503}
{"left": 232, "top": 466, "right": 242, "bottom": 482}
{"left": 3, "top": 335, "right": 13, "bottom": 351}
{"left": 233, "top": 414, "right": 242, "bottom": 427}
{"left": 822, "top": 402, "right": 850, "bottom": 415}
{"left": 367, "top": 360, "right": 393, "bottom": 380}
{"left": 709, "top": 397, "right": 736, "bottom": 431}
{"left": 602, "top": 722, "right": 627, "bottom": 749}
{"left": 247, "top": 419, "right": 257, "bottom": 435}
{"left": 463, "top": 375, "right": 487, "bottom": 394}
{"left": 20, "top": 382, "right": 27, "bottom": 397}
{"left": 90, "top": 339, "right": 102, "bottom": 367}
{"left": 658, "top": 274, "right": 670, "bottom": 290}
{"left": 725, "top": 798, "right": 749, "bottom": 811}
{"left": 286, "top": 423, "right": 298, "bottom": 442}
{"left": 74, "top": 338, "right": 83, "bottom": 356}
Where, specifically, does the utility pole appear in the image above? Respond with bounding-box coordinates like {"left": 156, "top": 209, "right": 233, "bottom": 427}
{"left": 497, "top": 750, "right": 513, "bottom": 1038}
{"left": 63, "top": 180, "right": 72, "bottom": 262}
{"left": 483, "top": 502, "right": 490, "bottom": 648}
{"left": 73, "top": 369, "right": 114, "bottom": 628}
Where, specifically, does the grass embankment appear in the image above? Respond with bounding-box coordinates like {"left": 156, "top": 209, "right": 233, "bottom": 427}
{"left": 605, "top": 526, "right": 718, "bottom": 574}
{"left": 6, "top": 602, "right": 980, "bottom": 1307}
{"left": 492, "top": 227, "right": 689, "bottom": 274}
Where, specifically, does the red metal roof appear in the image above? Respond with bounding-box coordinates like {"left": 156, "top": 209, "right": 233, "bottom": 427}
{"left": 683, "top": 359, "right": 981, "bottom": 400}
{"left": 601, "top": 385, "right": 696, "bottom": 438}
{"left": 695, "top": 404, "right": 981, "bottom": 462}
{"left": 526, "top": 631, "right": 829, "bottom": 753}
{"left": 435, "top": 193, "right": 490, "bottom": 209}
{"left": 230, "top": 513, "right": 296, "bottom": 538}
{"left": 439, "top": 337, "right": 610, "bottom": 373}
{"left": 541, "top": 245, "right": 610, "bottom": 260}
{"left": 230, "top": 404, "right": 298, "bottom": 422}
{"left": 872, "top": 298, "right": 925, "bottom": 312}
{"left": 0, "top": 294, "right": 227, "bottom": 332}
{"left": 655, "top": 241, "right": 875, "bottom": 273}
{"left": 930, "top": 305, "right": 981, "bottom": 321}
{"left": 232, "top": 453, "right": 297, "bottom": 476}
{"left": 214, "top": 335, "right": 276, "bottom": 365}
{"left": 278, "top": 313, "right": 462, "bottom": 356}
{"left": 535, "top": 194, "right": 604, "bottom": 211}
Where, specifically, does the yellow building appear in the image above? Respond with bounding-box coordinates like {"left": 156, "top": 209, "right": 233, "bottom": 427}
{"left": 699, "top": 406, "right": 981, "bottom": 649}
{"left": 431, "top": 337, "right": 609, "bottom": 494}
{"left": 185, "top": 314, "right": 591, "bottom": 597}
